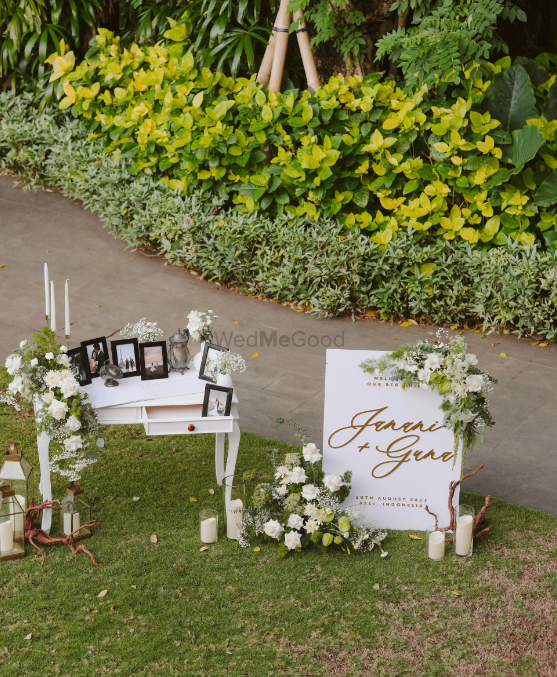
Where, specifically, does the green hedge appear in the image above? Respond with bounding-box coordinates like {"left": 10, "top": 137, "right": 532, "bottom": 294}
{"left": 1, "top": 92, "right": 556, "bottom": 338}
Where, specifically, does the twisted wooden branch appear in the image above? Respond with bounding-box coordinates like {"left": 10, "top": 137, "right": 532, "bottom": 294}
{"left": 24, "top": 497, "right": 100, "bottom": 568}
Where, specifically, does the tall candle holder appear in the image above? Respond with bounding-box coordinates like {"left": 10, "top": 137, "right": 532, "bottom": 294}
{"left": 453, "top": 504, "right": 475, "bottom": 558}
{"left": 426, "top": 525, "right": 446, "bottom": 561}
{"left": 0, "top": 485, "right": 25, "bottom": 561}
{"left": 200, "top": 509, "right": 218, "bottom": 544}
{"left": 223, "top": 476, "right": 245, "bottom": 540}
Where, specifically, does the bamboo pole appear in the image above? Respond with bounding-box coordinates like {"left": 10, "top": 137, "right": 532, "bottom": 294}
{"left": 293, "top": 9, "right": 320, "bottom": 91}
{"left": 256, "top": 32, "right": 276, "bottom": 85}
{"left": 268, "top": 0, "right": 291, "bottom": 93}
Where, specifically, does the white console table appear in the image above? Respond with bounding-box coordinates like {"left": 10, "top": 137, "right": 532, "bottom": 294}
{"left": 36, "top": 372, "right": 240, "bottom": 533}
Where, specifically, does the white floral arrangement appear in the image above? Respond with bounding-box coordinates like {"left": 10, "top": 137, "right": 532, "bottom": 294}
{"left": 215, "top": 351, "right": 246, "bottom": 376}
{"left": 2, "top": 328, "right": 104, "bottom": 481}
{"left": 238, "top": 442, "right": 387, "bottom": 558}
{"left": 186, "top": 309, "right": 217, "bottom": 343}
{"left": 120, "top": 318, "right": 164, "bottom": 343}
{"left": 360, "top": 333, "right": 496, "bottom": 460}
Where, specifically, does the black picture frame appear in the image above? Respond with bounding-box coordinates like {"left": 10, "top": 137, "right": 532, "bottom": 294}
{"left": 80, "top": 337, "right": 109, "bottom": 379}
{"left": 139, "top": 341, "right": 169, "bottom": 381}
{"left": 111, "top": 338, "right": 140, "bottom": 378}
{"left": 67, "top": 346, "right": 91, "bottom": 386}
{"left": 199, "top": 342, "right": 229, "bottom": 383}
{"left": 202, "top": 384, "right": 233, "bottom": 417}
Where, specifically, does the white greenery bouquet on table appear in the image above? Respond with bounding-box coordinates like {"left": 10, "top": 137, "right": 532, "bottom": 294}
{"left": 215, "top": 351, "right": 246, "bottom": 376}
{"left": 186, "top": 309, "right": 217, "bottom": 343}
{"left": 360, "top": 333, "right": 497, "bottom": 461}
{"left": 2, "top": 328, "right": 104, "bottom": 481}
{"left": 120, "top": 318, "right": 164, "bottom": 343}
{"left": 238, "top": 441, "right": 387, "bottom": 558}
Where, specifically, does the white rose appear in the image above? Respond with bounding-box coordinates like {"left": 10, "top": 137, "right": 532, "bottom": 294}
{"left": 65, "top": 414, "right": 82, "bottom": 432}
{"left": 452, "top": 383, "right": 468, "bottom": 397}
{"left": 417, "top": 368, "right": 431, "bottom": 382}
{"left": 465, "top": 374, "right": 484, "bottom": 392}
{"left": 280, "top": 473, "right": 292, "bottom": 485}
{"left": 42, "top": 392, "right": 54, "bottom": 404}
{"left": 59, "top": 345, "right": 68, "bottom": 353}
{"left": 19, "top": 340, "right": 28, "bottom": 349}
{"left": 57, "top": 354, "right": 71, "bottom": 368}
{"left": 45, "top": 352, "right": 54, "bottom": 360}
{"left": 60, "top": 377, "right": 80, "bottom": 399}
{"left": 48, "top": 398, "right": 68, "bottom": 420}
{"left": 424, "top": 353, "right": 442, "bottom": 371}
{"left": 301, "top": 484, "right": 320, "bottom": 501}
{"left": 323, "top": 474, "right": 343, "bottom": 492}
{"left": 302, "top": 443, "right": 322, "bottom": 463}
{"left": 63, "top": 435, "right": 83, "bottom": 452}
{"left": 289, "top": 466, "right": 307, "bottom": 484}
{"left": 30, "top": 358, "right": 38, "bottom": 366}
{"left": 276, "top": 485, "right": 288, "bottom": 497}
{"left": 43, "top": 370, "right": 60, "bottom": 389}
{"left": 287, "top": 513, "right": 304, "bottom": 530}
{"left": 284, "top": 530, "right": 301, "bottom": 551}
{"left": 465, "top": 353, "right": 478, "bottom": 365}
{"left": 5, "top": 354, "right": 22, "bottom": 375}
{"left": 263, "top": 519, "right": 284, "bottom": 540}
{"left": 305, "top": 519, "right": 319, "bottom": 534}
{"left": 8, "top": 376, "right": 24, "bottom": 394}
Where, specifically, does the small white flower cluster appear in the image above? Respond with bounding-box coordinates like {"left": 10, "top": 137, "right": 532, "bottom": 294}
{"left": 215, "top": 351, "right": 246, "bottom": 376}
{"left": 186, "top": 309, "right": 217, "bottom": 343}
{"left": 120, "top": 318, "right": 164, "bottom": 343}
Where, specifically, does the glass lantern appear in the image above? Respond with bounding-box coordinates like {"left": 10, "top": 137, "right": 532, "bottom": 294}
{"left": 0, "top": 443, "right": 34, "bottom": 513}
{"left": 0, "top": 485, "right": 25, "bottom": 561}
{"left": 223, "top": 475, "right": 245, "bottom": 540}
{"left": 168, "top": 328, "right": 191, "bottom": 374}
{"left": 60, "top": 482, "right": 92, "bottom": 541}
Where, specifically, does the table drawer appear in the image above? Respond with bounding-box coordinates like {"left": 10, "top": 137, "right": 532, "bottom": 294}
{"left": 96, "top": 407, "right": 142, "bottom": 424}
{"left": 142, "top": 406, "right": 234, "bottom": 435}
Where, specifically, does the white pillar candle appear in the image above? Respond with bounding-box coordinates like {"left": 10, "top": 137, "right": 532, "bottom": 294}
{"left": 0, "top": 519, "right": 14, "bottom": 552}
{"left": 226, "top": 499, "right": 243, "bottom": 540}
{"left": 200, "top": 517, "right": 217, "bottom": 543}
{"left": 428, "top": 530, "right": 445, "bottom": 560}
{"left": 455, "top": 514, "right": 474, "bottom": 556}
{"left": 44, "top": 263, "right": 50, "bottom": 320}
{"left": 50, "top": 281, "right": 56, "bottom": 332}
{"left": 63, "top": 511, "right": 80, "bottom": 536}
{"left": 10, "top": 495, "right": 25, "bottom": 534}
{"left": 64, "top": 279, "right": 70, "bottom": 337}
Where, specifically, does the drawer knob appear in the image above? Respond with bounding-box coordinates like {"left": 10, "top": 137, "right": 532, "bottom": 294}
{"left": 188, "top": 424, "right": 195, "bottom": 431}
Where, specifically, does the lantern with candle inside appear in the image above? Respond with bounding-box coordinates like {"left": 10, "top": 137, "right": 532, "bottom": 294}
{"left": 0, "top": 485, "right": 25, "bottom": 561}
{"left": 223, "top": 475, "right": 245, "bottom": 540}
{"left": 60, "top": 481, "right": 92, "bottom": 541}
{"left": 453, "top": 504, "right": 475, "bottom": 558}
{"left": 425, "top": 525, "right": 446, "bottom": 561}
{"left": 200, "top": 509, "right": 218, "bottom": 544}
{"left": 0, "top": 443, "right": 34, "bottom": 515}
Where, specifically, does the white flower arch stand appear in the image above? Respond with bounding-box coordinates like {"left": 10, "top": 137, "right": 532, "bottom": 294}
{"left": 34, "top": 383, "right": 241, "bottom": 534}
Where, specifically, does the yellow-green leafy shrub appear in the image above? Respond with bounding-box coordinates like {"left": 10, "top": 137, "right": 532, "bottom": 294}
{"left": 48, "top": 30, "right": 557, "bottom": 249}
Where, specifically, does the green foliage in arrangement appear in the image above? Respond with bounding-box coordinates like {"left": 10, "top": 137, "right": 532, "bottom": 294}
{"left": 47, "top": 30, "right": 557, "bottom": 250}
{"left": 1, "top": 92, "right": 557, "bottom": 338}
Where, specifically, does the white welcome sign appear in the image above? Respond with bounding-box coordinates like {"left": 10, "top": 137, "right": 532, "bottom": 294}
{"left": 323, "top": 350, "right": 462, "bottom": 530}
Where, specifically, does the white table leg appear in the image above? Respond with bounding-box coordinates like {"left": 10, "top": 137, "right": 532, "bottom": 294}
{"left": 224, "top": 422, "right": 241, "bottom": 484}
{"left": 37, "top": 432, "right": 53, "bottom": 534}
{"left": 215, "top": 432, "right": 225, "bottom": 485}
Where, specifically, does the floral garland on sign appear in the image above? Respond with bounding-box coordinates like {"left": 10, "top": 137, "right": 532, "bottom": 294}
{"left": 360, "top": 333, "right": 496, "bottom": 461}
{"left": 238, "top": 442, "right": 387, "bottom": 558}
{"left": 2, "top": 328, "right": 104, "bottom": 481}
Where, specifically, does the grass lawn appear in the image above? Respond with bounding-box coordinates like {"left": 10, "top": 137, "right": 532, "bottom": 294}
{"left": 0, "top": 391, "right": 556, "bottom": 677}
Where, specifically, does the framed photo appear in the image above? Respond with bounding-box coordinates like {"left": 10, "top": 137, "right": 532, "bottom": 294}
{"left": 67, "top": 347, "right": 91, "bottom": 386}
{"left": 202, "top": 384, "right": 232, "bottom": 418}
{"left": 199, "top": 342, "right": 229, "bottom": 383}
{"left": 139, "top": 341, "right": 169, "bottom": 381}
{"left": 111, "top": 338, "right": 140, "bottom": 378}
{"left": 80, "top": 337, "right": 109, "bottom": 379}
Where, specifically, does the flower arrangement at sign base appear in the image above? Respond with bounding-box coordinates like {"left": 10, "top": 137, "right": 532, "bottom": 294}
{"left": 2, "top": 328, "right": 104, "bottom": 481}
{"left": 120, "top": 318, "right": 164, "bottom": 343}
{"left": 186, "top": 309, "right": 217, "bottom": 343}
{"left": 360, "top": 333, "right": 497, "bottom": 462}
{"left": 238, "top": 442, "right": 387, "bottom": 558}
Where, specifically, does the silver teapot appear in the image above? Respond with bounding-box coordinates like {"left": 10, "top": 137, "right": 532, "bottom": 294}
{"left": 168, "top": 328, "right": 191, "bottom": 375}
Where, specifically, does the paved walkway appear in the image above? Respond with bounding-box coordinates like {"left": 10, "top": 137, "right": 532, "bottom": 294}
{"left": 1, "top": 176, "right": 556, "bottom": 515}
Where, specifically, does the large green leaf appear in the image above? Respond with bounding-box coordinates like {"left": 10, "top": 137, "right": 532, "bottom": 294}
{"left": 500, "top": 125, "right": 544, "bottom": 167}
{"left": 533, "top": 171, "right": 557, "bottom": 207}
{"left": 514, "top": 56, "right": 550, "bottom": 87}
{"left": 482, "top": 65, "right": 539, "bottom": 132}
{"left": 543, "top": 82, "right": 557, "bottom": 122}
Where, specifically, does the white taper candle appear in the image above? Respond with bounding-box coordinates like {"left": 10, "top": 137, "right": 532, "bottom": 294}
{"left": 65, "top": 279, "right": 70, "bottom": 337}
{"left": 50, "top": 281, "right": 56, "bottom": 332}
{"left": 44, "top": 263, "right": 50, "bottom": 320}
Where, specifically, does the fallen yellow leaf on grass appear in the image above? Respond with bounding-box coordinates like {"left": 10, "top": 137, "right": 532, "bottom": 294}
{"left": 98, "top": 590, "right": 108, "bottom": 598}
{"left": 190, "top": 497, "right": 197, "bottom": 502}
{"left": 348, "top": 631, "right": 357, "bottom": 635}
{"left": 539, "top": 342, "right": 548, "bottom": 347}
{"left": 200, "top": 546, "right": 209, "bottom": 552}
{"left": 450, "top": 591, "right": 462, "bottom": 596}
{"left": 208, "top": 489, "right": 214, "bottom": 495}
{"left": 500, "top": 352, "right": 508, "bottom": 358}
{"left": 254, "top": 547, "right": 261, "bottom": 552}
{"left": 233, "top": 319, "right": 241, "bottom": 324}
{"left": 373, "top": 583, "right": 380, "bottom": 590}
{"left": 150, "top": 534, "right": 158, "bottom": 543}
{"left": 24, "top": 633, "right": 32, "bottom": 640}
{"left": 131, "top": 585, "right": 137, "bottom": 589}
{"left": 409, "top": 535, "right": 422, "bottom": 540}
{"left": 252, "top": 352, "right": 259, "bottom": 358}
{"left": 400, "top": 321, "right": 413, "bottom": 327}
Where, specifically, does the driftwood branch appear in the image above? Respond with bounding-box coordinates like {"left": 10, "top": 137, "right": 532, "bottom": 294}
{"left": 444, "top": 465, "right": 493, "bottom": 540}
{"left": 425, "top": 504, "right": 438, "bottom": 529}
{"left": 24, "top": 497, "right": 100, "bottom": 568}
